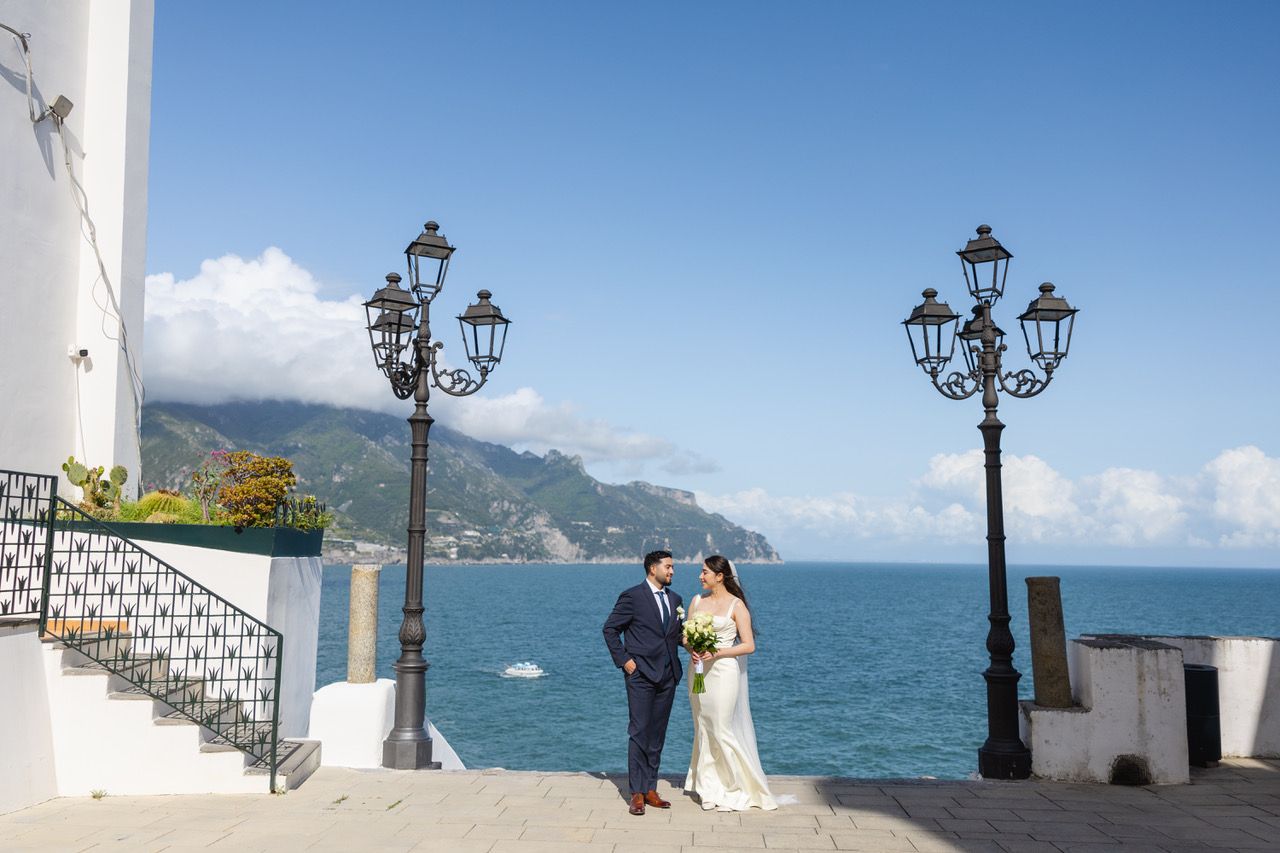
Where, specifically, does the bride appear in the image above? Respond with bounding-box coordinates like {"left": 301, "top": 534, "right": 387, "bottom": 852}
{"left": 684, "top": 555, "right": 778, "bottom": 811}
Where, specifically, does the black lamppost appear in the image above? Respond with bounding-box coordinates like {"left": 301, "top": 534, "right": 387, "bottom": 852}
{"left": 901, "top": 225, "right": 1078, "bottom": 780}
{"left": 364, "top": 220, "right": 511, "bottom": 769}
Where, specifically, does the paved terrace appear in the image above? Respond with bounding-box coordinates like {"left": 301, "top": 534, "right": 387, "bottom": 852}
{"left": 2, "top": 759, "right": 1278, "bottom": 853}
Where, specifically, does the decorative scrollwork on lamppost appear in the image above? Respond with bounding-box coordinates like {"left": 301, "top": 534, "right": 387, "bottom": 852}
{"left": 901, "top": 224, "right": 1078, "bottom": 781}
{"left": 364, "top": 220, "right": 511, "bottom": 770}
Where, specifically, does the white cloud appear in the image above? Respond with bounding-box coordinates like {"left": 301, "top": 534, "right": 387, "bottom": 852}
{"left": 699, "top": 446, "right": 1280, "bottom": 558}
{"left": 444, "top": 387, "right": 720, "bottom": 472}
{"left": 145, "top": 248, "right": 379, "bottom": 408}
{"left": 1204, "top": 446, "right": 1280, "bottom": 547}
{"left": 143, "top": 248, "right": 717, "bottom": 473}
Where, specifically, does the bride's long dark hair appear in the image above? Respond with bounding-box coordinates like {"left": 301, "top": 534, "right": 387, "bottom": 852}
{"left": 704, "top": 554, "right": 760, "bottom": 636}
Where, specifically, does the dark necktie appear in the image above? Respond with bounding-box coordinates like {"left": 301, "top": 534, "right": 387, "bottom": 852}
{"left": 658, "top": 589, "right": 670, "bottom": 631}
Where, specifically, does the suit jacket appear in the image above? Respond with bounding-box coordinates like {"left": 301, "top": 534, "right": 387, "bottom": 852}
{"left": 602, "top": 582, "right": 684, "bottom": 684}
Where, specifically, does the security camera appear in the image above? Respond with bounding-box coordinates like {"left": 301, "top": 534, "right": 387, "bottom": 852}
{"left": 50, "top": 95, "right": 73, "bottom": 121}
{"left": 78, "top": 347, "right": 89, "bottom": 358}
{"left": 68, "top": 345, "right": 89, "bottom": 361}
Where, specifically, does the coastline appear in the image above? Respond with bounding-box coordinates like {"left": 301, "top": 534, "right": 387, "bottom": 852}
{"left": 320, "top": 548, "right": 787, "bottom": 567}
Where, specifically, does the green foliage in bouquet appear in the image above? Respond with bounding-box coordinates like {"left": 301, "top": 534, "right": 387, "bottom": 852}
{"left": 682, "top": 612, "right": 719, "bottom": 694}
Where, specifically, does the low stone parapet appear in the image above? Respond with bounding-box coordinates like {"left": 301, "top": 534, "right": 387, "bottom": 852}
{"left": 1143, "top": 635, "right": 1279, "bottom": 759}
{"left": 1020, "top": 635, "right": 1189, "bottom": 784}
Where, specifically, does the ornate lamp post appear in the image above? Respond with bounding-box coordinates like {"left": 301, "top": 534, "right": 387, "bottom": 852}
{"left": 364, "top": 220, "right": 511, "bottom": 769}
{"left": 901, "top": 225, "right": 1078, "bottom": 780}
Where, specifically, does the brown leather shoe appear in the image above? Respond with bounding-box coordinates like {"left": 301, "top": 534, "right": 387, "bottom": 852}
{"left": 629, "top": 792, "right": 645, "bottom": 815}
{"left": 644, "top": 790, "right": 671, "bottom": 809}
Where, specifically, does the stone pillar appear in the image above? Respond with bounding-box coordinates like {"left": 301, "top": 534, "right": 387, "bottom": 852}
{"left": 1025, "top": 576, "right": 1072, "bottom": 708}
{"left": 347, "top": 564, "right": 381, "bottom": 684}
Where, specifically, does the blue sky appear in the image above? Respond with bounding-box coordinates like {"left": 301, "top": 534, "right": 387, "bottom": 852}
{"left": 143, "top": 2, "right": 1280, "bottom": 565}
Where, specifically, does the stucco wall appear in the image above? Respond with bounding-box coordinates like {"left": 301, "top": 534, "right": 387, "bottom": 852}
{"left": 1146, "top": 635, "right": 1280, "bottom": 758}
{"left": 0, "top": 0, "right": 152, "bottom": 491}
{"left": 1021, "top": 637, "right": 1190, "bottom": 784}
{"left": 0, "top": 621, "right": 58, "bottom": 814}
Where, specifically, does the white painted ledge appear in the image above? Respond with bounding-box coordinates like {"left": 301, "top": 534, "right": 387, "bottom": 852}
{"left": 309, "top": 678, "right": 464, "bottom": 770}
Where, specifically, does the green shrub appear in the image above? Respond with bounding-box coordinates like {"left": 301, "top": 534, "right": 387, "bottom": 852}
{"left": 275, "top": 494, "right": 333, "bottom": 531}
{"left": 218, "top": 451, "right": 296, "bottom": 528}
{"left": 190, "top": 451, "right": 230, "bottom": 522}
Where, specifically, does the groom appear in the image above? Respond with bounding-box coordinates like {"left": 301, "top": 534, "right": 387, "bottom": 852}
{"left": 602, "top": 549, "right": 684, "bottom": 816}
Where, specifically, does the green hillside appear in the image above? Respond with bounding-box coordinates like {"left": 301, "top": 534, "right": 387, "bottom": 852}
{"left": 140, "top": 400, "right": 780, "bottom": 564}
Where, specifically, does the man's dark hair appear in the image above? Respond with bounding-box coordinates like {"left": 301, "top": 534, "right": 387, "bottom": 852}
{"left": 643, "top": 550, "right": 672, "bottom": 573}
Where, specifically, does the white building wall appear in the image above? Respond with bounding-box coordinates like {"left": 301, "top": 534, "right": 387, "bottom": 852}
{"left": 0, "top": 621, "right": 59, "bottom": 814}
{"left": 0, "top": 0, "right": 152, "bottom": 493}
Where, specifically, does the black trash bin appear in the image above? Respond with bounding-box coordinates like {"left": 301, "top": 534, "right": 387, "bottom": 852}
{"left": 1184, "top": 663, "right": 1222, "bottom": 768}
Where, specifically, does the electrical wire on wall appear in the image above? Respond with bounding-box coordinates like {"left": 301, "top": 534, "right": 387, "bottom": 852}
{"left": 4, "top": 23, "right": 146, "bottom": 459}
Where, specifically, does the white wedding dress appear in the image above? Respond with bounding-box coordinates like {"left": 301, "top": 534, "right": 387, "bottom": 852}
{"left": 684, "top": 595, "right": 778, "bottom": 811}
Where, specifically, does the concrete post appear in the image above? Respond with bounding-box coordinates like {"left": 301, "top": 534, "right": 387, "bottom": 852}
{"left": 347, "top": 564, "right": 381, "bottom": 684}
{"left": 1025, "top": 576, "right": 1072, "bottom": 708}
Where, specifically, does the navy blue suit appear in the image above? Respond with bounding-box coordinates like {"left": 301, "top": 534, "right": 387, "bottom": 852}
{"left": 603, "top": 582, "right": 683, "bottom": 795}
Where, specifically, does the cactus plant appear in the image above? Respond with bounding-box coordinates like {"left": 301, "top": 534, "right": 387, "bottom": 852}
{"left": 62, "top": 456, "right": 88, "bottom": 486}
{"left": 61, "top": 456, "right": 129, "bottom": 517}
{"left": 134, "top": 490, "right": 191, "bottom": 519}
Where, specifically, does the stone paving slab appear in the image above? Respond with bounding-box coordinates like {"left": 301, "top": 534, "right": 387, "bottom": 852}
{"left": 0, "top": 759, "right": 1277, "bottom": 852}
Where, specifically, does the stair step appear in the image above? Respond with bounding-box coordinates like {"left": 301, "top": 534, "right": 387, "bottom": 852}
{"left": 41, "top": 622, "right": 132, "bottom": 641}
{"left": 198, "top": 727, "right": 279, "bottom": 755}
{"left": 156, "top": 699, "right": 243, "bottom": 727}
{"left": 108, "top": 678, "right": 204, "bottom": 703}
{"left": 201, "top": 722, "right": 276, "bottom": 752}
{"left": 244, "top": 739, "right": 322, "bottom": 790}
{"left": 63, "top": 657, "right": 155, "bottom": 679}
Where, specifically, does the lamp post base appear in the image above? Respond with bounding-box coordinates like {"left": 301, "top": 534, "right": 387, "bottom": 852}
{"left": 978, "top": 745, "right": 1032, "bottom": 780}
{"left": 383, "top": 736, "right": 442, "bottom": 770}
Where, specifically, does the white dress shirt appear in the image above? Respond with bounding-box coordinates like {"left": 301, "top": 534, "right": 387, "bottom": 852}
{"left": 645, "top": 578, "right": 671, "bottom": 623}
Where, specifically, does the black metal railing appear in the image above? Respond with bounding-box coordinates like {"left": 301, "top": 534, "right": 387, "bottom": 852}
{"left": 40, "top": 498, "right": 282, "bottom": 790}
{"left": 0, "top": 470, "right": 56, "bottom": 617}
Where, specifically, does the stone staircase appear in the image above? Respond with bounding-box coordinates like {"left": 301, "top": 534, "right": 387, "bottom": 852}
{"left": 40, "top": 628, "right": 320, "bottom": 795}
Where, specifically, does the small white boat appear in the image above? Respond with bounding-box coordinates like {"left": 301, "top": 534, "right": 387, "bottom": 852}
{"left": 502, "top": 662, "right": 545, "bottom": 678}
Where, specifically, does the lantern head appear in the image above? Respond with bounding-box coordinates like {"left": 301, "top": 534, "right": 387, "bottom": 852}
{"left": 405, "top": 220, "right": 456, "bottom": 302}
{"left": 956, "top": 304, "right": 1006, "bottom": 375}
{"left": 957, "top": 224, "right": 1013, "bottom": 305}
{"left": 1017, "top": 282, "right": 1078, "bottom": 372}
{"left": 364, "top": 273, "right": 419, "bottom": 376}
{"left": 902, "top": 288, "right": 960, "bottom": 375}
{"left": 457, "top": 289, "right": 510, "bottom": 375}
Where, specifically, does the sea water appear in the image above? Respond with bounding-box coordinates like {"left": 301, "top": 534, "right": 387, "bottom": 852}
{"left": 315, "top": 562, "right": 1279, "bottom": 779}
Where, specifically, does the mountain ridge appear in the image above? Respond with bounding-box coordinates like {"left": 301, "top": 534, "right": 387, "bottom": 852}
{"left": 139, "top": 400, "right": 780, "bottom": 565}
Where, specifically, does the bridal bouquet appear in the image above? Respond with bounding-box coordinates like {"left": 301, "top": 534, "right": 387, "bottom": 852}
{"left": 682, "top": 613, "right": 718, "bottom": 694}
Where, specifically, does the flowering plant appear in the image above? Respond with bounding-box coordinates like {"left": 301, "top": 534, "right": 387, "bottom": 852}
{"left": 675, "top": 605, "right": 686, "bottom": 620}
{"left": 682, "top": 613, "right": 718, "bottom": 694}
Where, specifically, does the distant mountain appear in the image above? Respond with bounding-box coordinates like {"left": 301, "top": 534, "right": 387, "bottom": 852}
{"left": 139, "top": 400, "right": 780, "bottom": 564}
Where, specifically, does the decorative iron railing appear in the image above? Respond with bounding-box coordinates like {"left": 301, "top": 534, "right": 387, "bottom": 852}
{"left": 40, "top": 498, "right": 282, "bottom": 790}
{"left": 0, "top": 470, "right": 56, "bottom": 617}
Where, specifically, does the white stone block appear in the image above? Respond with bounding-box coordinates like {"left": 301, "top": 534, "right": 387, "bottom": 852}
{"left": 308, "top": 679, "right": 396, "bottom": 768}
{"left": 1021, "top": 636, "right": 1189, "bottom": 784}
{"left": 308, "top": 679, "right": 465, "bottom": 770}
